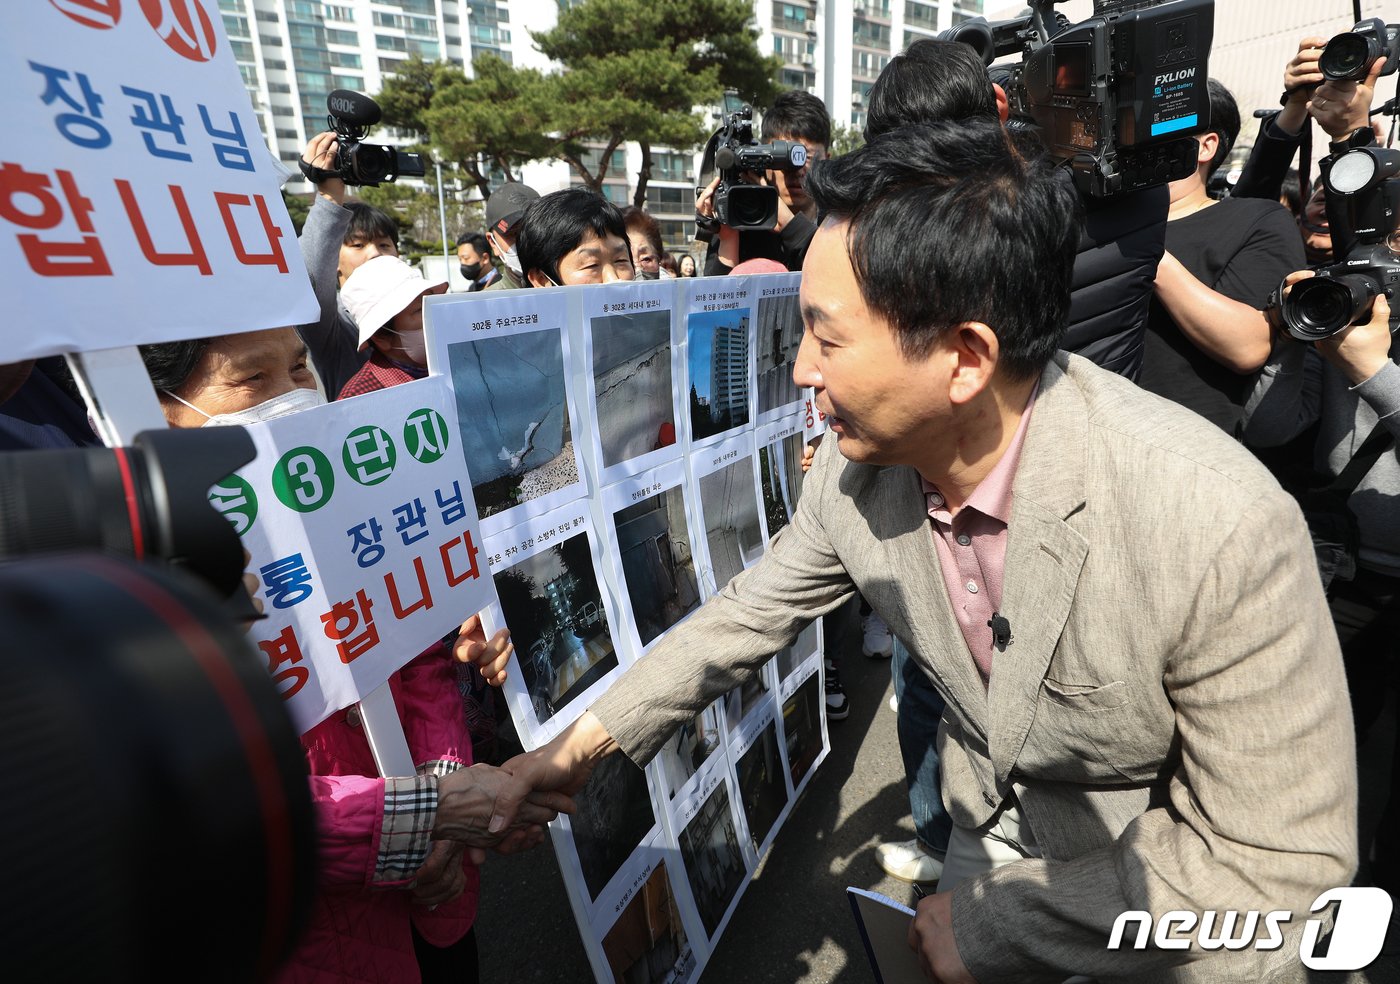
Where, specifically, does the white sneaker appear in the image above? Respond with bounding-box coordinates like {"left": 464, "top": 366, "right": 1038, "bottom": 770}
{"left": 862, "top": 612, "right": 893, "bottom": 659}
{"left": 876, "top": 838, "right": 943, "bottom": 884}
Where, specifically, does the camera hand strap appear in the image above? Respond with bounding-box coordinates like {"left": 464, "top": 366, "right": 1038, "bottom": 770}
{"left": 1321, "top": 420, "right": 1395, "bottom": 497}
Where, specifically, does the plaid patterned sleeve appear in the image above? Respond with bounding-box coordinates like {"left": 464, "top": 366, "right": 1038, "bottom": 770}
{"left": 373, "top": 775, "right": 439, "bottom": 885}
{"left": 417, "top": 759, "right": 465, "bottom": 779}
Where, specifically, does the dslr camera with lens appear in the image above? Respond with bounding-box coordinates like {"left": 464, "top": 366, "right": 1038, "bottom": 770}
{"left": 1319, "top": 17, "right": 1399, "bottom": 83}
{"left": 1281, "top": 146, "right": 1400, "bottom": 343}
{"left": 321, "top": 89, "right": 426, "bottom": 186}
{"left": 698, "top": 90, "right": 808, "bottom": 232}
{"left": 941, "top": 0, "right": 1214, "bottom": 198}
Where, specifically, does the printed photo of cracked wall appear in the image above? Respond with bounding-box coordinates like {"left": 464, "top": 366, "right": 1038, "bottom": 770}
{"left": 447, "top": 333, "right": 579, "bottom": 519}
{"left": 736, "top": 719, "right": 789, "bottom": 853}
{"left": 601, "top": 862, "right": 696, "bottom": 984}
{"left": 613, "top": 485, "right": 702, "bottom": 646}
{"left": 493, "top": 531, "right": 617, "bottom": 726}
{"left": 678, "top": 780, "right": 747, "bottom": 939}
{"left": 568, "top": 754, "right": 658, "bottom": 902}
{"left": 699, "top": 456, "right": 764, "bottom": 593}
{"left": 687, "top": 309, "right": 751, "bottom": 442}
{"left": 591, "top": 311, "right": 676, "bottom": 468}
{"left": 758, "top": 443, "right": 789, "bottom": 536}
{"left": 755, "top": 293, "right": 803, "bottom": 417}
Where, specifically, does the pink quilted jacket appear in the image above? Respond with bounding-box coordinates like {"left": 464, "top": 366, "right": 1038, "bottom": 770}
{"left": 273, "top": 644, "right": 479, "bottom": 983}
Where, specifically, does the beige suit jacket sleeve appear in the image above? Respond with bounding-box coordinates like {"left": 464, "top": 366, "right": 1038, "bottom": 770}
{"left": 951, "top": 489, "right": 1358, "bottom": 982}
{"left": 589, "top": 436, "right": 857, "bottom": 764}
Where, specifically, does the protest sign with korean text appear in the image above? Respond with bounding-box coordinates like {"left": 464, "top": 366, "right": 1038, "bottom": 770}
{"left": 217, "top": 377, "right": 492, "bottom": 734}
{"left": 3, "top": 1, "right": 316, "bottom": 360}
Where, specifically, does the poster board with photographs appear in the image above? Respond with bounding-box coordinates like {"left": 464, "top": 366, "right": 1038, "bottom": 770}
{"left": 425, "top": 275, "right": 830, "bottom": 983}
{"left": 752, "top": 274, "right": 805, "bottom": 425}
{"left": 682, "top": 278, "right": 757, "bottom": 451}
{"left": 423, "top": 288, "right": 588, "bottom": 539}
{"left": 478, "top": 499, "right": 626, "bottom": 748}
{"left": 574, "top": 280, "right": 685, "bottom": 488}
{"left": 688, "top": 431, "right": 768, "bottom": 598}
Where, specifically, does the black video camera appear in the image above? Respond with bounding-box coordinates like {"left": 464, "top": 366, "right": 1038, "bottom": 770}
{"left": 700, "top": 90, "right": 808, "bottom": 232}
{"left": 1319, "top": 17, "right": 1400, "bottom": 83}
{"left": 1281, "top": 145, "right": 1400, "bottom": 343}
{"left": 324, "top": 89, "right": 426, "bottom": 186}
{"left": 941, "top": 0, "right": 1215, "bottom": 198}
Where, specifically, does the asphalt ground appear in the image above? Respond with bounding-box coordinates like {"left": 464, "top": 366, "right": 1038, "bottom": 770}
{"left": 472, "top": 602, "right": 1400, "bottom": 983}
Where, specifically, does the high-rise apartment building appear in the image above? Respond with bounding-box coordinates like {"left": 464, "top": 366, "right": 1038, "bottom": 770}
{"left": 711, "top": 319, "right": 752, "bottom": 427}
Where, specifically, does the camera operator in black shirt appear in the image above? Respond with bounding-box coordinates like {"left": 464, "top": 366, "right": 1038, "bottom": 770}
{"left": 697, "top": 90, "right": 830, "bottom": 275}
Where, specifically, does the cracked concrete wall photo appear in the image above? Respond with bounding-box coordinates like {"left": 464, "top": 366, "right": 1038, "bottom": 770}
{"left": 699, "top": 457, "right": 764, "bottom": 593}
{"left": 448, "top": 333, "right": 578, "bottom": 515}
{"left": 591, "top": 311, "right": 675, "bottom": 469}
{"left": 756, "top": 294, "right": 803, "bottom": 416}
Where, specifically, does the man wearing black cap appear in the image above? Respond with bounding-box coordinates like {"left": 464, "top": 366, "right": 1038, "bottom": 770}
{"left": 482, "top": 181, "right": 540, "bottom": 292}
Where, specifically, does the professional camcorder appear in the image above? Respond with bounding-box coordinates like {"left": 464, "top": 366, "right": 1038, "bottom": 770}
{"left": 1319, "top": 17, "right": 1399, "bottom": 83}
{"left": 940, "top": 0, "right": 1215, "bottom": 198}
{"left": 1281, "top": 145, "right": 1400, "bottom": 342}
{"left": 699, "top": 90, "right": 809, "bottom": 232}
{"left": 323, "top": 89, "right": 426, "bottom": 186}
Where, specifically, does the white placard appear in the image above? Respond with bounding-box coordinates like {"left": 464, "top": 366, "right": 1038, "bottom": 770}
{"left": 671, "top": 762, "right": 752, "bottom": 946}
{"left": 752, "top": 273, "right": 805, "bottom": 424}
{"left": 756, "top": 414, "right": 805, "bottom": 538}
{"left": 592, "top": 838, "right": 700, "bottom": 984}
{"left": 689, "top": 431, "right": 767, "bottom": 597}
{"left": 479, "top": 501, "right": 625, "bottom": 749}
{"left": 682, "top": 278, "right": 756, "bottom": 451}
{"left": 554, "top": 752, "right": 662, "bottom": 917}
{"left": 224, "top": 377, "right": 492, "bottom": 734}
{"left": 423, "top": 288, "right": 588, "bottom": 538}
{"left": 596, "top": 458, "right": 704, "bottom": 658}
{"left": 2, "top": 1, "right": 316, "bottom": 360}
{"left": 576, "top": 279, "right": 684, "bottom": 486}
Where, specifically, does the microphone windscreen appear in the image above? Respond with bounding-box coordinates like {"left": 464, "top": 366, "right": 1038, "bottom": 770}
{"left": 327, "top": 89, "right": 381, "bottom": 128}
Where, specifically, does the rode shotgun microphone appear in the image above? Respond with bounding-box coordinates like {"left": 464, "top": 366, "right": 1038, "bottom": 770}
{"left": 327, "top": 89, "right": 381, "bottom": 130}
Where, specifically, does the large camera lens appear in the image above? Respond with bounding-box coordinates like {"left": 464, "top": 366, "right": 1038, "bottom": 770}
{"left": 0, "top": 556, "right": 315, "bottom": 980}
{"left": 1282, "top": 274, "right": 1377, "bottom": 341}
{"left": 0, "top": 427, "right": 255, "bottom": 599}
{"left": 1319, "top": 32, "right": 1373, "bottom": 82}
{"left": 719, "top": 184, "right": 780, "bottom": 232}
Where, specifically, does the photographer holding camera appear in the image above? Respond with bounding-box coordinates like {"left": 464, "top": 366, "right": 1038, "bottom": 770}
{"left": 696, "top": 90, "right": 830, "bottom": 274}
{"left": 1241, "top": 25, "right": 1399, "bottom": 892}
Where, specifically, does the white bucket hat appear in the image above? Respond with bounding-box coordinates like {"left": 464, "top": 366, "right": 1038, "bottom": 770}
{"left": 340, "top": 255, "right": 448, "bottom": 349}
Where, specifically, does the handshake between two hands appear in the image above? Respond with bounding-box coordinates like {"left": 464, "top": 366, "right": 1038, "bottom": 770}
{"left": 407, "top": 614, "right": 616, "bottom": 904}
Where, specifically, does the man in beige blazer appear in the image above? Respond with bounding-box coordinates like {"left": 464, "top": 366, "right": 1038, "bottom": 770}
{"left": 490, "top": 120, "right": 1357, "bottom": 981}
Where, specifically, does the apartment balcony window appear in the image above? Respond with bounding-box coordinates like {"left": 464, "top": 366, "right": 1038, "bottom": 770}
{"left": 657, "top": 220, "right": 695, "bottom": 247}
{"left": 650, "top": 152, "right": 692, "bottom": 184}
{"left": 222, "top": 14, "right": 249, "bottom": 38}
{"left": 324, "top": 5, "right": 354, "bottom": 22}
{"left": 326, "top": 27, "right": 357, "bottom": 45}
{"left": 230, "top": 39, "right": 255, "bottom": 62}
{"left": 471, "top": 45, "right": 513, "bottom": 64}
{"left": 647, "top": 185, "right": 692, "bottom": 211}
{"left": 904, "top": 1, "right": 938, "bottom": 30}
{"left": 852, "top": 21, "right": 891, "bottom": 48}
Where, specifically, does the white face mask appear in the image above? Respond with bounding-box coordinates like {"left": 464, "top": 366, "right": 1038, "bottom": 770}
{"left": 387, "top": 327, "right": 427, "bottom": 366}
{"left": 165, "top": 386, "right": 324, "bottom": 427}
{"left": 493, "top": 232, "right": 522, "bottom": 276}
